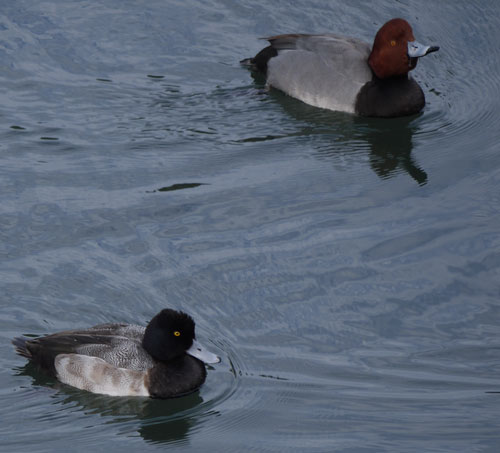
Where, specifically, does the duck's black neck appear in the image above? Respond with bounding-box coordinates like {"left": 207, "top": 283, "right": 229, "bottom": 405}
{"left": 355, "top": 73, "right": 425, "bottom": 118}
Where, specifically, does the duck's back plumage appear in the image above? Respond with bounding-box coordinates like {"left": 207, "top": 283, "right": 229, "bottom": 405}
{"left": 257, "top": 34, "right": 372, "bottom": 113}
{"left": 15, "top": 324, "right": 153, "bottom": 373}
{"left": 68, "top": 323, "right": 153, "bottom": 370}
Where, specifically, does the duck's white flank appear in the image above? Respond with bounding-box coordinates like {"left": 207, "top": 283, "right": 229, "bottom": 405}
{"left": 55, "top": 354, "right": 149, "bottom": 397}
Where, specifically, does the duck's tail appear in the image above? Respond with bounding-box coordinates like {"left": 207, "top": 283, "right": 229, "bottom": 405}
{"left": 12, "top": 337, "right": 32, "bottom": 359}
{"left": 239, "top": 57, "right": 254, "bottom": 67}
{"left": 240, "top": 45, "right": 277, "bottom": 75}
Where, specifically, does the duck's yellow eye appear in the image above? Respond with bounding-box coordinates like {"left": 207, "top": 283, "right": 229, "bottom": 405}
{"left": 174, "top": 331, "right": 181, "bottom": 337}
{"left": 390, "top": 40, "right": 396, "bottom": 47}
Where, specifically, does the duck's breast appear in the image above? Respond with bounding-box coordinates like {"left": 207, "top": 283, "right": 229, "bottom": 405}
{"left": 266, "top": 34, "right": 372, "bottom": 113}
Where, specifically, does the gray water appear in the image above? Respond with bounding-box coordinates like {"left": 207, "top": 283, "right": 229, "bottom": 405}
{"left": 1, "top": 1, "right": 500, "bottom": 451}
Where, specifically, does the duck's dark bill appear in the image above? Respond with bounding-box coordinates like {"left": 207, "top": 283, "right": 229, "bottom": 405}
{"left": 425, "top": 45, "right": 440, "bottom": 55}
{"left": 187, "top": 340, "right": 221, "bottom": 364}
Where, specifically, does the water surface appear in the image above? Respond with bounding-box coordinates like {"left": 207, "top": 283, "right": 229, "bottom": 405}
{"left": 1, "top": 1, "right": 500, "bottom": 451}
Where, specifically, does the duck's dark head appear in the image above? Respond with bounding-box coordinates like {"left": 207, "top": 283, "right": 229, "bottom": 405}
{"left": 142, "top": 308, "right": 220, "bottom": 364}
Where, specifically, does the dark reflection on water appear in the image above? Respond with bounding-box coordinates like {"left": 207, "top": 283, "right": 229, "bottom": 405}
{"left": 260, "top": 86, "right": 428, "bottom": 185}
{"left": 356, "top": 116, "right": 428, "bottom": 185}
{"left": 15, "top": 363, "right": 206, "bottom": 445}
{"left": 157, "top": 183, "right": 206, "bottom": 192}
{"left": 146, "top": 183, "right": 207, "bottom": 193}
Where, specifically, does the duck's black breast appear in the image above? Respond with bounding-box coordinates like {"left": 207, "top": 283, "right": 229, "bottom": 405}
{"left": 355, "top": 75, "right": 425, "bottom": 117}
{"left": 146, "top": 355, "right": 207, "bottom": 399}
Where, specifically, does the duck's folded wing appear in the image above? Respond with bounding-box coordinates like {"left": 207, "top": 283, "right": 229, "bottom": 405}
{"left": 85, "top": 323, "right": 146, "bottom": 342}
{"left": 20, "top": 333, "right": 153, "bottom": 374}
{"left": 265, "top": 34, "right": 373, "bottom": 113}
{"left": 77, "top": 338, "right": 154, "bottom": 371}
{"left": 265, "top": 33, "right": 307, "bottom": 50}
{"left": 14, "top": 334, "right": 112, "bottom": 376}
{"left": 266, "top": 33, "right": 370, "bottom": 55}
{"left": 55, "top": 354, "right": 149, "bottom": 397}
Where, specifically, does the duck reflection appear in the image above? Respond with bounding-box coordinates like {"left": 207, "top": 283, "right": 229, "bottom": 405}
{"left": 16, "top": 363, "right": 206, "bottom": 445}
{"left": 249, "top": 78, "right": 428, "bottom": 185}
{"left": 355, "top": 116, "right": 428, "bottom": 185}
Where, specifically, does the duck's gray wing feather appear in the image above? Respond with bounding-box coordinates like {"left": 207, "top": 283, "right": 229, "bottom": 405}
{"left": 83, "top": 323, "right": 146, "bottom": 342}
{"left": 76, "top": 337, "right": 154, "bottom": 371}
{"left": 20, "top": 327, "right": 153, "bottom": 374}
{"left": 264, "top": 34, "right": 372, "bottom": 113}
{"left": 266, "top": 33, "right": 370, "bottom": 54}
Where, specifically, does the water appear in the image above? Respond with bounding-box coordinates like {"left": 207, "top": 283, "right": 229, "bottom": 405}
{"left": 1, "top": 1, "right": 500, "bottom": 451}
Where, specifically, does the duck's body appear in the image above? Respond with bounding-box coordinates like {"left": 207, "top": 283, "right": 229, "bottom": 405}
{"left": 242, "top": 19, "right": 439, "bottom": 117}
{"left": 13, "top": 309, "right": 220, "bottom": 398}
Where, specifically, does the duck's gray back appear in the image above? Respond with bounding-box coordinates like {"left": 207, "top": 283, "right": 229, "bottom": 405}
{"left": 86, "top": 323, "right": 146, "bottom": 341}
{"left": 266, "top": 34, "right": 372, "bottom": 113}
{"left": 75, "top": 323, "right": 154, "bottom": 371}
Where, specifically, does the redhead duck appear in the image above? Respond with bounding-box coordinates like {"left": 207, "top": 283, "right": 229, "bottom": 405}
{"left": 12, "top": 308, "right": 220, "bottom": 398}
{"left": 242, "top": 18, "right": 439, "bottom": 117}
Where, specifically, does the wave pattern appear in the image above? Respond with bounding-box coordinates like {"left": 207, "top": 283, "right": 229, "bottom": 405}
{"left": 2, "top": 0, "right": 500, "bottom": 451}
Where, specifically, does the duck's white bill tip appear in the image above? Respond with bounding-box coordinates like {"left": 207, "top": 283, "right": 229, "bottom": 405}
{"left": 187, "top": 340, "right": 221, "bottom": 364}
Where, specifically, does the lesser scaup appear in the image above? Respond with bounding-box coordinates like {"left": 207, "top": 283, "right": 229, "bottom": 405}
{"left": 13, "top": 308, "right": 220, "bottom": 398}
{"left": 241, "top": 18, "right": 439, "bottom": 117}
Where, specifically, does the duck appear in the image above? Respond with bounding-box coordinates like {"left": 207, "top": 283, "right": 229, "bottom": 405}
{"left": 241, "top": 18, "right": 439, "bottom": 117}
{"left": 12, "top": 308, "right": 220, "bottom": 398}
